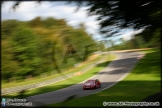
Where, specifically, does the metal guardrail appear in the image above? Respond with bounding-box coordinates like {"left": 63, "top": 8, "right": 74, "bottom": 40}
{"left": 2, "top": 73, "right": 74, "bottom": 95}
{"left": 2, "top": 54, "right": 107, "bottom": 95}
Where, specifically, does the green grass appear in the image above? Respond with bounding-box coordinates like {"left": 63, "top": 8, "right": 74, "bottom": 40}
{"left": 2, "top": 54, "right": 102, "bottom": 88}
{"left": 47, "top": 49, "right": 161, "bottom": 107}
{"left": 3, "top": 54, "right": 116, "bottom": 98}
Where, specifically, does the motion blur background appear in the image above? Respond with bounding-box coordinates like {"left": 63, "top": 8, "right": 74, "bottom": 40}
{"left": 1, "top": 1, "right": 161, "bottom": 83}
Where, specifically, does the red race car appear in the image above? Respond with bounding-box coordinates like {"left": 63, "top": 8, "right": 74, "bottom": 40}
{"left": 83, "top": 79, "right": 101, "bottom": 90}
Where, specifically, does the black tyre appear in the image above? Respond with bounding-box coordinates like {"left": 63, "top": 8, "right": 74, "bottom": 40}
{"left": 95, "top": 85, "right": 97, "bottom": 89}
{"left": 99, "top": 84, "right": 101, "bottom": 88}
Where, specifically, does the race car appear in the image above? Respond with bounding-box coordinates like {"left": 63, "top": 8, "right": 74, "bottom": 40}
{"left": 83, "top": 79, "right": 101, "bottom": 90}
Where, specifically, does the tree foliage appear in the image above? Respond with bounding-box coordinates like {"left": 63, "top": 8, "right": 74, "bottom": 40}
{"left": 2, "top": 1, "right": 160, "bottom": 37}
{"left": 71, "top": 0, "right": 161, "bottom": 37}
{"left": 1, "top": 17, "right": 99, "bottom": 81}
{"left": 1, "top": 0, "right": 161, "bottom": 81}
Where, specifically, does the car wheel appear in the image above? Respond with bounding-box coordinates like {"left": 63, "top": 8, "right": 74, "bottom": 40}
{"left": 94, "top": 85, "right": 97, "bottom": 89}
{"left": 99, "top": 84, "right": 101, "bottom": 88}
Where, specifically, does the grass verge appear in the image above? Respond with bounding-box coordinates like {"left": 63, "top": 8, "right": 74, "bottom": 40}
{"left": 47, "top": 49, "right": 161, "bottom": 107}
{"left": 2, "top": 54, "right": 102, "bottom": 88}
{"left": 3, "top": 54, "right": 116, "bottom": 98}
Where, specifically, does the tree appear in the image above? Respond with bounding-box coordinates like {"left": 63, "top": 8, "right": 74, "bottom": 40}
{"left": 2, "top": 0, "right": 161, "bottom": 40}
{"left": 42, "top": 17, "right": 58, "bottom": 28}
{"left": 148, "top": 28, "right": 161, "bottom": 47}
{"left": 28, "top": 16, "right": 42, "bottom": 28}
{"left": 72, "top": 1, "right": 161, "bottom": 36}
{"left": 119, "top": 38, "right": 125, "bottom": 44}
{"left": 134, "top": 36, "right": 145, "bottom": 48}
{"left": 2, "top": 40, "right": 20, "bottom": 80}
{"left": 1, "top": 20, "right": 22, "bottom": 39}
{"left": 11, "top": 26, "right": 42, "bottom": 77}
{"left": 1, "top": 17, "right": 98, "bottom": 81}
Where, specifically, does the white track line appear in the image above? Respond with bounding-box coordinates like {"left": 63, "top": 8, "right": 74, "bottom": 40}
{"left": 93, "top": 54, "right": 139, "bottom": 94}
{"left": 28, "top": 53, "right": 120, "bottom": 98}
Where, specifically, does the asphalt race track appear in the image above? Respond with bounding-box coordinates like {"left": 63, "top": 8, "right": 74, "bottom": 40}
{"left": 26, "top": 51, "right": 140, "bottom": 107}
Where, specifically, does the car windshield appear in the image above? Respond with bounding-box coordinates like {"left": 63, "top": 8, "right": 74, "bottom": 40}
{"left": 86, "top": 80, "right": 95, "bottom": 84}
